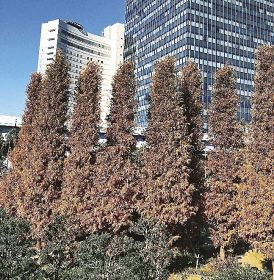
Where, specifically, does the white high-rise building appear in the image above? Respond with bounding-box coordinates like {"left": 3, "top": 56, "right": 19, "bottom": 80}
{"left": 37, "top": 19, "right": 124, "bottom": 128}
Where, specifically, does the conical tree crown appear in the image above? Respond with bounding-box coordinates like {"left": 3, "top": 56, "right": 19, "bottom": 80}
{"left": 249, "top": 45, "right": 274, "bottom": 172}
{"left": 209, "top": 65, "right": 243, "bottom": 150}
{"left": 0, "top": 73, "right": 42, "bottom": 212}
{"left": 107, "top": 61, "right": 136, "bottom": 148}
{"left": 59, "top": 61, "right": 102, "bottom": 233}
{"left": 180, "top": 60, "right": 203, "bottom": 148}
{"left": 238, "top": 45, "right": 274, "bottom": 260}
{"left": 205, "top": 65, "right": 243, "bottom": 251}
{"left": 91, "top": 61, "right": 137, "bottom": 233}
{"left": 14, "top": 49, "right": 69, "bottom": 240}
{"left": 139, "top": 57, "right": 197, "bottom": 227}
{"left": 10, "top": 73, "right": 42, "bottom": 169}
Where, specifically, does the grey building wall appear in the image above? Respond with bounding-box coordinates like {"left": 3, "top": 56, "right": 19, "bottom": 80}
{"left": 124, "top": 0, "right": 274, "bottom": 128}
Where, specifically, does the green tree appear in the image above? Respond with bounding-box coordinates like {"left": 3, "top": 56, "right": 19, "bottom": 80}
{"left": 68, "top": 218, "right": 173, "bottom": 280}
{"left": 0, "top": 208, "right": 40, "bottom": 279}
{"left": 92, "top": 61, "right": 137, "bottom": 233}
{"left": 40, "top": 216, "right": 74, "bottom": 280}
{"left": 211, "top": 267, "right": 272, "bottom": 280}
{"left": 131, "top": 218, "right": 174, "bottom": 280}
{"left": 138, "top": 57, "right": 197, "bottom": 233}
{"left": 59, "top": 62, "right": 101, "bottom": 235}
{"left": 68, "top": 233, "right": 141, "bottom": 280}
{"left": 205, "top": 65, "right": 243, "bottom": 260}
{"left": 238, "top": 45, "right": 274, "bottom": 276}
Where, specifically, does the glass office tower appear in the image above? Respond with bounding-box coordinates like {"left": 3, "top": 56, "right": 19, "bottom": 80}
{"left": 124, "top": 0, "right": 274, "bottom": 128}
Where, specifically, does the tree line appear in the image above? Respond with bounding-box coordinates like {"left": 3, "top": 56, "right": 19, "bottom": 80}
{"left": 0, "top": 45, "right": 273, "bottom": 279}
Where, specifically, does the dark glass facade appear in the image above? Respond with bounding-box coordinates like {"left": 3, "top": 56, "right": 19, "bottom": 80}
{"left": 124, "top": 0, "right": 274, "bottom": 127}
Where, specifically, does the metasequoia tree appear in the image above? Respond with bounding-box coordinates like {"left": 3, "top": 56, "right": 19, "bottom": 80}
{"left": 238, "top": 46, "right": 274, "bottom": 273}
{"left": 205, "top": 65, "right": 243, "bottom": 260}
{"left": 179, "top": 61, "right": 204, "bottom": 242}
{"left": 138, "top": 57, "right": 197, "bottom": 232}
{"left": 59, "top": 62, "right": 101, "bottom": 234}
{"left": 14, "top": 50, "right": 69, "bottom": 241}
{"left": 179, "top": 60, "right": 203, "bottom": 181}
{"left": 91, "top": 61, "right": 137, "bottom": 233}
{"left": 0, "top": 73, "right": 42, "bottom": 210}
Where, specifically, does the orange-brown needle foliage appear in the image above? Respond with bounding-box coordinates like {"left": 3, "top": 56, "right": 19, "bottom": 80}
{"left": 59, "top": 62, "right": 101, "bottom": 234}
{"left": 91, "top": 61, "right": 137, "bottom": 233}
{"left": 180, "top": 60, "right": 203, "bottom": 158}
{"left": 0, "top": 73, "right": 42, "bottom": 212}
{"left": 13, "top": 50, "right": 69, "bottom": 241}
{"left": 179, "top": 60, "right": 204, "bottom": 242}
{"left": 238, "top": 45, "right": 274, "bottom": 261}
{"left": 205, "top": 65, "right": 243, "bottom": 258}
{"left": 138, "top": 57, "right": 197, "bottom": 230}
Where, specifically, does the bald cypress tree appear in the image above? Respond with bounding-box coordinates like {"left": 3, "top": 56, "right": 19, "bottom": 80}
{"left": 238, "top": 46, "right": 274, "bottom": 273}
{"left": 0, "top": 73, "right": 42, "bottom": 212}
{"left": 14, "top": 50, "right": 69, "bottom": 241}
{"left": 179, "top": 61, "right": 204, "bottom": 237}
{"left": 179, "top": 60, "right": 203, "bottom": 170}
{"left": 138, "top": 57, "right": 197, "bottom": 233}
{"left": 59, "top": 62, "right": 101, "bottom": 234}
{"left": 91, "top": 61, "right": 137, "bottom": 233}
{"left": 205, "top": 65, "right": 243, "bottom": 260}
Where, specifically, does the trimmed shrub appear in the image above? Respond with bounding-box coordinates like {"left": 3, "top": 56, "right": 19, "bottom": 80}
{"left": 211, "top": 267, "right": 272, "bottom": 280}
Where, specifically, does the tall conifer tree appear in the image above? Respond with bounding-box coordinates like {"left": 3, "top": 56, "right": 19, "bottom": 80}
{"left": 91, "top": 61, "right": 137, "bottom": 233}
{"left": 179, "top": 60, "right": 203, "bottom": 170}
{"left": 14, "top": 50, "right": 69, "bottom": 241}
{"left": 0, "top": 73, "right": 42, "bottom": 211}
{"left": 179, "top": 60, "right": 204, "bottom": 245}
{"left": 205, "top": 65, "right": 243, "bottom": 259}
{"left": 238, "top": 45, "right": 274, "bottom": 272}
{"left": 138, "top": 57, "right": 197, "bottom": 232}
{"left": 59, "top": 62, "right": 101, "bottom": 234}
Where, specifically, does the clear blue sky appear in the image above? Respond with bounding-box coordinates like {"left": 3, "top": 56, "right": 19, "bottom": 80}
{"left": 0, "top": 0, "right": 125, "bottom": 116}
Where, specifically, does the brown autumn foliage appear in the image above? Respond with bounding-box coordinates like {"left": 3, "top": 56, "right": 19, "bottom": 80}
{"left": 0, "top": 73, "right": 42, "bottom": 212}
{"left": 91, "top": 61, "right": 137, "bottom": 233}
{"left": 138, "top": 57, "right": 197, "bottom": 231}
{"left": 59, "top": 62, "right": 102, "bottom": 234}
{"left": 180, "top": 60, "right": 203, "bottom": 163}
{"left": 238, "top": 45, "right": 274, "bottom": 261}
{"left": 13, "top": 50, "right": 69, "bottom": 241}
{"left": 205, "top": 65, "right": 243, "bottom": 258}
{"left": 179, "top": 61, "right": 204, "bottom": 240}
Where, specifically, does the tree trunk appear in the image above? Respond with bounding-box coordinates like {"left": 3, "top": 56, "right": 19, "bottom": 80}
{"left": 220, "top": 245, "right": 225, "bottom": 261}
{"left": 272, "top": 260, "right": 274, "bottom": 280}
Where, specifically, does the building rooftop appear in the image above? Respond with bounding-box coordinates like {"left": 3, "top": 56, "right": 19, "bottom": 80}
{"left": 0, "top": 115, "right": 22, "bottom": 127}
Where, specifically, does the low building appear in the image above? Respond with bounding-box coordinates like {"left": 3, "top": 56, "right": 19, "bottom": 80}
{"left": 0, "top": 115, "right": 22, "bottom": 139}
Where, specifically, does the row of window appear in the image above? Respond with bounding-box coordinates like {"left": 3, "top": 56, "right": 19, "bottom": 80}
{"left": 60, "top": 39, "right": 111, "bottom": 58}
{"left": 61, "top": 29, "right": 110, "bottom": 50}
